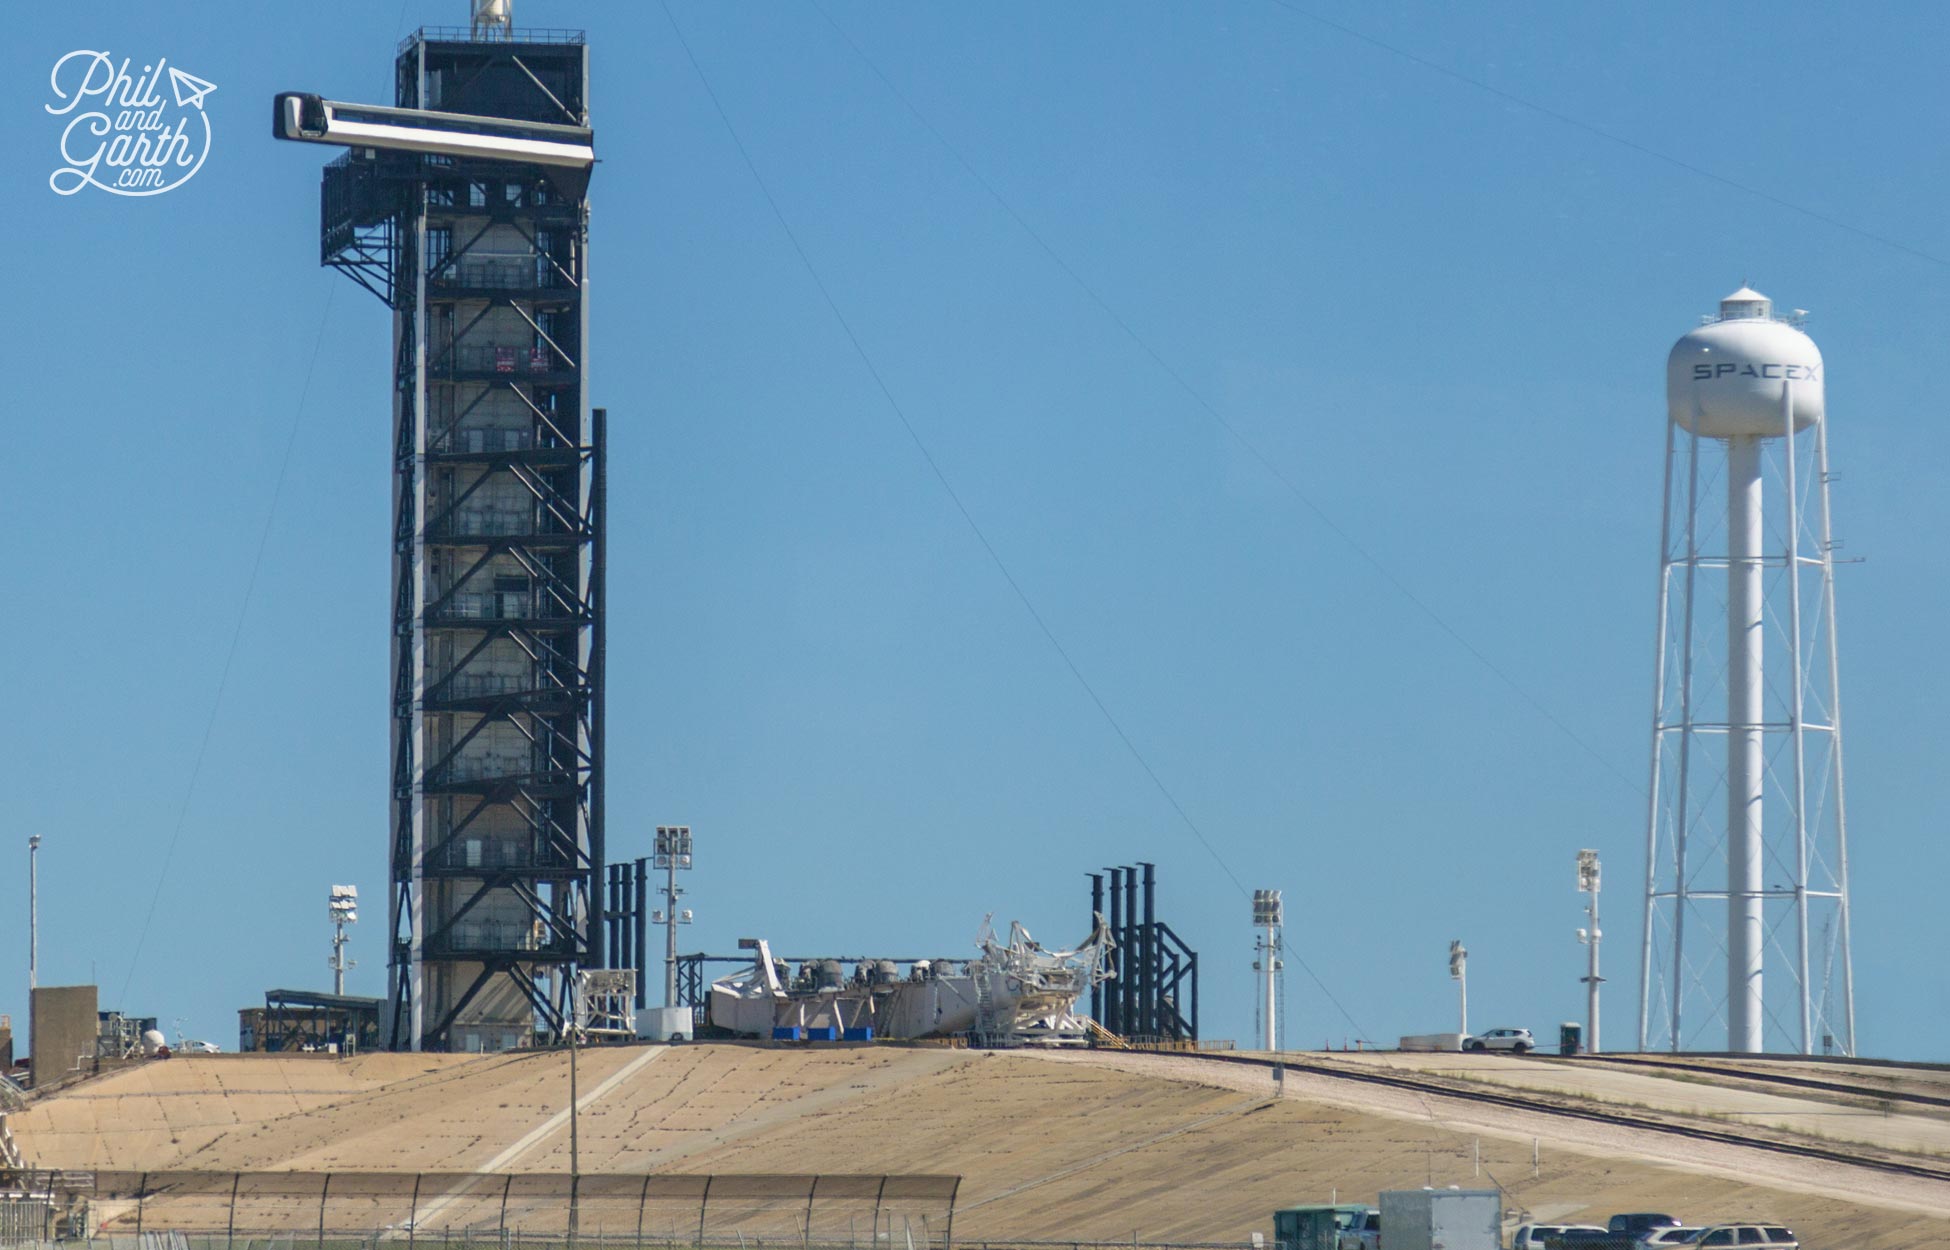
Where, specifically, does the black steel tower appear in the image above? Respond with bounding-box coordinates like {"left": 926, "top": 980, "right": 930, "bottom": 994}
{"left": 311, "top": 22, "right": 601, "bottom": 1051}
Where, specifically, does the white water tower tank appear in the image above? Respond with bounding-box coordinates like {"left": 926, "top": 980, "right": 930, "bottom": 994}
{"left": 1666, "top": 286, "right": 1824, "bottom": 438}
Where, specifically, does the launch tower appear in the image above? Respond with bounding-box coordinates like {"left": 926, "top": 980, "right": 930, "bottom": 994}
{"left": 305, "top": 19, "right": 602, "bottom": 1050}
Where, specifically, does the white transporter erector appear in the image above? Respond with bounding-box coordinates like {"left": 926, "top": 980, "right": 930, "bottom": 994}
{"left": 1639, "top": 286, "right": 1855, "bottom": 1056}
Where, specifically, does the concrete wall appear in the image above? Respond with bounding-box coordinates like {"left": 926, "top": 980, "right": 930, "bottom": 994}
{"left": 30, "top": 985, "right": 98, "bottom": 1088}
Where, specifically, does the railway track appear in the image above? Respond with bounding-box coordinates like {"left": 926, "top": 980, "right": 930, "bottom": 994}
{"left": 1545, "top": 1053, "right": 1950, "bottom": 1111}
{"left": 1110, "top": 1048, "right": 1950, "bottom": 1186}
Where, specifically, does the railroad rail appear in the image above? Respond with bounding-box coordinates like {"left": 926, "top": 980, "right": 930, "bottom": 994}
{"left": 1546, "top": 1053, "right": 1950, "bottom": 1111}
{"left": 1106, "top": 1048, "right": 1950, "bottom": 1186}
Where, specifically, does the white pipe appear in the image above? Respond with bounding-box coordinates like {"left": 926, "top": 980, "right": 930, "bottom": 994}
{"left": 1782, "top": 384, "right": 1812, "bottom": 1055}
{"left": 1670, "top": 421, "right": 1704, "bottom": 1051}
{"left": 1726, "top": 434, "right": 1765, "bottom": 1053}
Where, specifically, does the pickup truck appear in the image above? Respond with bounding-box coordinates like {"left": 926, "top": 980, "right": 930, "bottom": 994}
{"left": 1333, "top": 1208, "right": 1379, "bottom": 1250}
{"left": 1554, "top": 1213, "right": 1682, "bottom": 1250}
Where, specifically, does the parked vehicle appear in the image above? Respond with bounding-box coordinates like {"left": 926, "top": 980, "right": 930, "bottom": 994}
{"left": 1511, "top": 1224, "right": 1605, "bottom": 1249}
{"left": 1559, "top": 1214, "right": 1681, "bottom": 1250}
{"left": 1378, "top": 1189, "right": 1500, "bottom": 1250}
{"left": 1635, "top": 1229, "right": 1702, "bottom": 1248}
{"left": 1674, "top": 1226, "right": 1797, "bottom": 1249}
{"left": 1273, "top": 1204, "right": 1372, "bottom": 1250}
{"left": 1334, "top": 1207, "right": 1380, "bottom": 1250}
{"left": 1463, "top": 1027, "right": 1535, "bottom": 1053}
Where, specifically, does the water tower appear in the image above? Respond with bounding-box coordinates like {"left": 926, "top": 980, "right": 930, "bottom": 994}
{"left": 1638, "top": 286, "right": 1855, "bottom": 1055}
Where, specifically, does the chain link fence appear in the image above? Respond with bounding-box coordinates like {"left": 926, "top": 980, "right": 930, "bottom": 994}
{"left": 0, "top": 1173, "right": 961, "bottom": 1250}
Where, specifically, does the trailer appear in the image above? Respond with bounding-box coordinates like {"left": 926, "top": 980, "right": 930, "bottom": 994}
{"left": 1378, "top": 1188, "right": 1501, "bottom": 1250}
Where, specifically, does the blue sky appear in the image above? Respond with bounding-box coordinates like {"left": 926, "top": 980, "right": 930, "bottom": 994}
{"left": 3, "top": 2, "right": 1947, "bottom": 1058}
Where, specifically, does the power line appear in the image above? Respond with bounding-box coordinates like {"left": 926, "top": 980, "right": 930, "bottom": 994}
{"left": 117, "top": 284, "right": 339, "bottom": 1009}
{"left": 1262, "top": 0, "right": 1950, "bottom": 270}
{"left": 806, "top": 1, "right": 1643, "bottom": 801}
{"left": 656, "top": 0, "right": 1248, "bottom": 894}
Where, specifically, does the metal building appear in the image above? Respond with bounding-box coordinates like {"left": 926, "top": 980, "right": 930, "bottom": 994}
{"left": 1638, "top": 286, "right": 1854, "bottom": 1056}
{"left": 296, "top": 19, "right": 603, "bottom": 1051}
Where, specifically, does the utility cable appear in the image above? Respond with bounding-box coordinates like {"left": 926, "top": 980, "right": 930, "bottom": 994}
{"left": 1263, "top": 0, "right": 1950, "bottom": 270}
{"left": 676, "top": 20, "right": 1468, "bottom": 1156}
{"left": 117, "top": 284, "right": 339, "bottom": 1010}
{"left": 808, "top": 0, "right": 1644, "bottom": 801}
{"left": 656, "top": 1, "right": 1248, "bottom": 894}
{"left": 799, "top": 14, "right": 1590, "bottom": 1165}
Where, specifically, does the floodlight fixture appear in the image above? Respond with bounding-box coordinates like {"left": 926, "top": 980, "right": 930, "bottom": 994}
{"left": 1576, "top": 849, "right": 1601, "bottom": 894}
{"left": 654, "top": 825, "right": 694, "bottom": 871}
{"left": 271, "top": 94, "right": 594, "bottom": 170}
{"left": 1251, "top": 889, "right": 1283, "bottom": 927}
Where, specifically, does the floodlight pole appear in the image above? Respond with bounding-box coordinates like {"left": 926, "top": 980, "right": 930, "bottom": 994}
{"left": 28, "top": 835, "right": 41, "bottom": 992}
{"left": 665, "top": 853, "right": 679, "bottom": 1007}
{"left": 655, "top": 827, "right": 695, "bottom": 1009}
{"left": 327, "top": 887, "right": 358, "bottom": 997}
{"left": 1586, "top": 886, "right": 1602, "bottom": 1053}
{"left": 331, "top": 918, "right": 351, "bottom": 996}
{"left": 1252, "top": 890, "right": 1283, "bottom": 1053}
{"left": 1579, "top": 850, "right": 1603, "bottom": 1053}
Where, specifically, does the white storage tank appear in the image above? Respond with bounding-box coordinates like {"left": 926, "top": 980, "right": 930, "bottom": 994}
{"left": 1666, "top": 287, "right": 1824, "bottom": 438}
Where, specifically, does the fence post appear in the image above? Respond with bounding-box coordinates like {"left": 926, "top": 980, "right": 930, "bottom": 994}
{"left": 136, "top": 1173, "right": 149, "bottom": 1241}
{"left": 637, "top": 1175, "right": 651, "bottom": 1250}
{"left": 695, "top": 1177, "right": 713, "bottom": 1249}
{"left": 943, "top": 1178, "right": 959, "bottom": 1250}
{"left": 803, "top": 1177, "right": 819, "bottom": 1249}
{"left": 318, "top": 1173, "right": 333, "bottom": 1250}
{"left": 869, "top": 1178, "right": 886, "bottom": 1250}
{"left": 499, "top": 1175, "right": 513, "bottom": 1238}
{"left": 227, "top": 1173, "right": 241, "bottom": 1250}
{"left": 409, "top": 1174, "right": 423, "bottom": 1250}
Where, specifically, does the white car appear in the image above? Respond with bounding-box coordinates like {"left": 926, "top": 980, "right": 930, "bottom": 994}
{"left": 1512, "top": 1224, "right": 1605, "bottom": 1249}
{"left": 1678, "top": 1226, "right": 1797, "bottom": 1249}
{"left": 1464, "top": 1027, "right": 1535, "bottom": 1053}
{"left": 178, "top": 1039, "right": 222, "bottom": 1054}
{"left": 1638, "top": 1230, "right": 1703, "bottom": 1249}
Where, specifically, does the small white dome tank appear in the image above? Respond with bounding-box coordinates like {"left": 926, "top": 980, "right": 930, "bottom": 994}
{"left": 1666, "top": 286, "right": 1824, "bottom": 438}
{"left": 141, "top": 1029, "right": 167, "bottom": 1056}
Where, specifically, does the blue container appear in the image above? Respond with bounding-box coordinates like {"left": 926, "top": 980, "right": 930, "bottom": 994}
{"left": 771, "top": 1026, "right": 804, "bottom": 1042}
{"left": 806, "top": 1025, "right": 840, "bottom": 1042}
{"left": 842, "top": 1027, "right": 875, "bottom": 1042}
